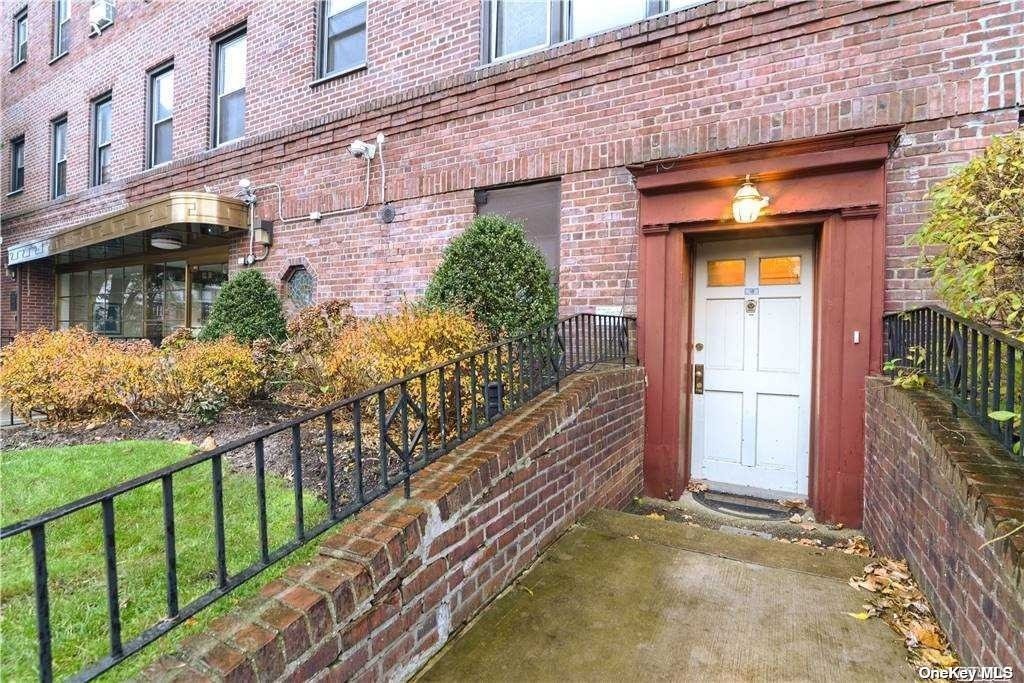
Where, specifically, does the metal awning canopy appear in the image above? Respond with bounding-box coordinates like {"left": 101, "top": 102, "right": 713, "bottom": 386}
{"left": 5, "top": 192, "right": 249, "bottom": 266}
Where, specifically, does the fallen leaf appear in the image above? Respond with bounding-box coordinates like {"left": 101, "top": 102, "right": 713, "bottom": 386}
{"left": 921, "top": 648, "right": 957, "bottom": 668}
{"left": 799, "top": 523, "right": 816, "bottom": 531}
{"left": 199, "top": 436, "right": 217, "bottom": 451}
{"left": 629, "top": 534, "right": 640, "bottom": 541}
{"left": 645, "top": 512, "right": 665, "bottom": 522}
{"left": 910, "top": 622, "right": 943, "bottom": 650}
{"left": 846, "top": 611, "right": 871, "bottom": 620}
{"left": 789, "top": 513, "right": 803, "bottom": 524}
{"left": 779, "top": 498, "right": 807, "bottom": 510}
{"left": 686, "top": 480, "right": 709, "bottom": 493}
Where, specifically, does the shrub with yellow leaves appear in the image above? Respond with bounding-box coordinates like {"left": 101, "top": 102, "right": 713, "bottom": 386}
{"left": 0, "top": 328, "right": 159, "bottom": 422}
{"left": 325, "top": 306, "right": 488, "bottom": 398}
{"left": 160, "top": 336, "right": 264, "bottom": 421}
{"left": 274, "top": 300, "right": 358, "bottom": 407}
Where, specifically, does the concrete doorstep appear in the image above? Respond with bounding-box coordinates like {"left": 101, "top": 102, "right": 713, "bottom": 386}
{"left": 415, "top": 509, "right": 913, "bottom": 683}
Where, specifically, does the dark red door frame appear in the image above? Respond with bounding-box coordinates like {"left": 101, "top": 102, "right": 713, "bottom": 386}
{"left": 631, "top": 127, "right": 897, "bottom": 526}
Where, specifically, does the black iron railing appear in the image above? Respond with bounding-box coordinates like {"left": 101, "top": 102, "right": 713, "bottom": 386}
{"left": 883, "top": 306, "right": 1022, "bottom": 459}
{"left": 0, "top": 313, "right": 636, "bottom": 682}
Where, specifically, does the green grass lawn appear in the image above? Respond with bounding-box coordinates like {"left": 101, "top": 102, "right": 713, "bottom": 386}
{"left": 0, "top": 440, "right": 327, "bottom": 681}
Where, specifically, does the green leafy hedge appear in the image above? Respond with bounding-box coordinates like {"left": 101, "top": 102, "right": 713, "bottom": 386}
{"left": 425, "top": 214, "right": 558, "bottom": 338}
{"left": 911, "top": 130, "right": 1024, "bottom": 337}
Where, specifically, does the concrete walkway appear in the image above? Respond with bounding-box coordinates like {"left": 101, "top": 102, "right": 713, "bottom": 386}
{"left": 416, "top": 510, "right": 913, "bottom": 682}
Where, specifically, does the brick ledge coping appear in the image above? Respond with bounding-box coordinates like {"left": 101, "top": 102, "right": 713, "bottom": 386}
{"left": 865, "top": 376, "right": 1024, "bottom": 595}
{"left": 139, "top": 364, "right": 644, "bottom": 681}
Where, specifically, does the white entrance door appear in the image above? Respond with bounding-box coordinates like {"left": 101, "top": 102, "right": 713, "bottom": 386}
{"left": 690, "top": 236, "right": 814, "bottom": 496}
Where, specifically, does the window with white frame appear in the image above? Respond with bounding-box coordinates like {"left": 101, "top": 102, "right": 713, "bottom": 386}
{"left": 319, "top": 0, "right": 366, "bottom": 79}
{"left": 52, "top": 0, "right": 69, "bottom": 57}
{"left": 148, "top": 64, "right": 173, "bottom": 167}
{"left": 485, "top": 0, "right": 708, "bottom": 62}
{"left": 92, "top": 94, "right": 112, "bottom": 186}
{"left": 12, "top": 7, "right": 27, "bottom": 66}
{"left": 213, "top": 28, "right": 246, "bottom": 146}
{"left": 52, "top": 117, "right": 67, "bottom": 198}
{"left": 9, "top": 136, "right": 25, "bottom": 194}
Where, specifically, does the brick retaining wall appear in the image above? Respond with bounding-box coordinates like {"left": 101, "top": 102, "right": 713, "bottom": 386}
{"left": 143, "top": 365, "right": 645, "bottom": 681}
{"left": 863, "top": 376, "right": 1024, "bottom": 669}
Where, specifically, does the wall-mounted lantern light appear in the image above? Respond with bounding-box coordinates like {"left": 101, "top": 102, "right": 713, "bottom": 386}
{"left": 732, "top": 174, "right": 770, "bottom": 224}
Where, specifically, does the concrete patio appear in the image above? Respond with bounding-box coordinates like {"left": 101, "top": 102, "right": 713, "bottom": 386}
{"left": 416, "top": 509, "right": 913, "bottom": 682}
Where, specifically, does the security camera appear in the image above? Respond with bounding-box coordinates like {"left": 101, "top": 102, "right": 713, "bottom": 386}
{"left": 348, "top": 139, "right": 376, "bottom": 159}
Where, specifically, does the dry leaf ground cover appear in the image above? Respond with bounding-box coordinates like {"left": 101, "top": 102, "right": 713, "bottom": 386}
{"left": 848, "top": 558, "right": 959, "bottom": 669}
{"left": 628, "top": 496, "right": 959, "bottom": 671}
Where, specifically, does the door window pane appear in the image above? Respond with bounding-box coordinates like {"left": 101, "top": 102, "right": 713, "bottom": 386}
{"left": 122, "top": 266, "right": 144, "bottom": 337}
{"left": 707, "top": 259, "right": 745, "bottom": 287}
{"left": 190, "top": 263, "right": 228, "bottom": 328}
{"left": 569, "top": 0, "right": 645, "bottom": 40}
{"left": 759, "top": 256, "right": 801, "bottom": 286}
{"left": 493, "top": 0, "right": 549, "bottom": 58}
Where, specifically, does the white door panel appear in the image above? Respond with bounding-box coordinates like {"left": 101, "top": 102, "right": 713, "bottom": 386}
{"left": 703, "top": 391, "right": 743, "bottom": 465}
{"left": 705, "top": 298, "right": 745, "bottom": 370}
{"left": 757, "top": 298, "right": 801, "bottom": 373}
{"left": 690, "top": 236, "right": 814, "bottom": 496}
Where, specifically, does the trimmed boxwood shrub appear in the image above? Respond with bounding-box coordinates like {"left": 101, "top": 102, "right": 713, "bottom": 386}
{"left": 199, "top": 269, "right": 287, "bottom": 344}
{"left": 424, "top": 214, "right": 558, "bottom": 338}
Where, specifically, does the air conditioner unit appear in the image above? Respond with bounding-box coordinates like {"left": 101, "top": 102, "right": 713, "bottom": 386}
{"left": 89, "top": 0, "right": 115, "bottom": 35}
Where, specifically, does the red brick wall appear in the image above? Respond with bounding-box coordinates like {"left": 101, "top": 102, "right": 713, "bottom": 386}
{"left": 863, "top": 376, "right": 1024, "bottom": 669}
{"left": 2, "top": 1, "right": 1023, "bottom": 329}
{"left": 143, "top": 365, "right": 645, "bottom": 681}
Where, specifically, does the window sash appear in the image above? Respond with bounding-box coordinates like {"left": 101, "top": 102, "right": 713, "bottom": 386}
{"left": 53, "top": 0, "right": 69, "bottom": 56}
{"left": 13, "top": 12, "right": 27, "bottom": 64}
{"left": 490, "top": 0, "right": 552, "bottom": 61}
{"left": 92, "top": 97, "right": 112, "bottom": 185}
{"left": 320, "top": 0, "right": 366, "bottom": 77}
{"left": 148, "top": 67, "right": 174, "bottom": 167}
{"left": 52, "top": 120, "right": 67, "bottom": 198}
{"left": 10, "top": 138, "right": 24, "bottom": 192}
{"left": 214, "top": 32, "right": 246, "bottom": 146}
{"left": 486, "top": 0, "right": 706, "bottom": 62}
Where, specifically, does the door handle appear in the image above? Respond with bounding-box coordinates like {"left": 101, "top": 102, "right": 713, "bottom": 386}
{"left": 693, "top": 364, "right": 704, "bottom": 395}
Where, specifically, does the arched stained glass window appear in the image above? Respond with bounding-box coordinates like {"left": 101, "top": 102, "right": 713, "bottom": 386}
{"left": 286, "top": 266, "right": 315, "bottom": 309}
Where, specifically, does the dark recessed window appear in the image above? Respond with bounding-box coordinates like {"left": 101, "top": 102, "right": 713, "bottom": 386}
{"left": 318, "top": 0, "right": 366, "bottom": 79}
{"left": 475, "top": 179, "right": 561, "bottom": 281}
{"left": 148, "top": 64, "right": 173, "bottom": 167}
{"left": 9, "top": 136, "right": 25, "bottom": 193}
{"left": 213, "top": 28, "right": 246, "bottom": 146}
{"left": 286, "top": 266, "right": 315, "bottom": 310}
{"left": 52, "top": 0, "right": 69, "bottom": 58}
{"left": 12, "top": 7, "right": 27, "bottom": 66}
{"left": 484, "top": 0, "right": 707, "bottom": 62}
{"left": 92, "top": 94, "right": 112, "bottom": 186}
{"left": 51, "top": 117, "right": 67, "bottom": 198}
